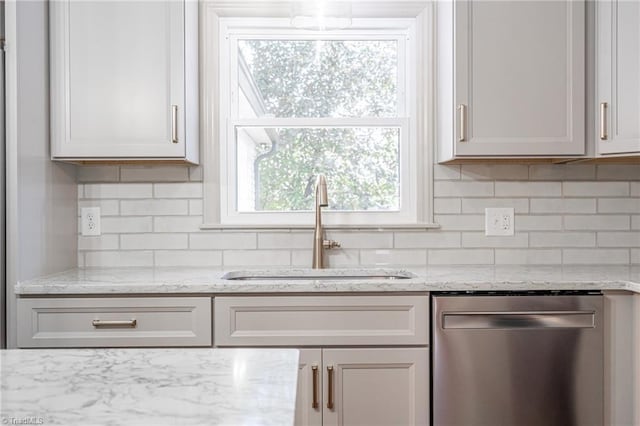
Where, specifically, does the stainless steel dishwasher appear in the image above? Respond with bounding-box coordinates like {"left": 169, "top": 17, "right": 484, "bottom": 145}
{"left": 432, "top": 291, "right": 603, "bottom": 426}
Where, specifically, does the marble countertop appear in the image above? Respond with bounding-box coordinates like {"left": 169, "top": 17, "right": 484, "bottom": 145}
{"left": 0, "top": 348, "right": 299, "bottom": 426}
{"left": 15, "top": 265, "right": 640, "bottom": 295}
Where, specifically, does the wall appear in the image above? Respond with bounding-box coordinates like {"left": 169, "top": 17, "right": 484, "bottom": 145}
{"left": 5, "top": 1, "right": 78, "bottom": 347}
{"left": 77, "top": 163, "right": 639, "bottom": 268}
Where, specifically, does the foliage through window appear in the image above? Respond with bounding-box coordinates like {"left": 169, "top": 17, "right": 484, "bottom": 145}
{"left": 219, "top": 18, "right": 421, "bottom": 225}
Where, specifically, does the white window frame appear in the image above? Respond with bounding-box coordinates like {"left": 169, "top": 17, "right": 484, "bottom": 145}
{"left": 201, "top": 2, "right": 435, "bottom": 229}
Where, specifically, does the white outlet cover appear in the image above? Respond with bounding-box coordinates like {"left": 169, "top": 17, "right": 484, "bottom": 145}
{"left": 485, "top": 208, "right": 515, "bottom": 236}
{"left": 81, "top": 207, "right": 101, "bottom": 236}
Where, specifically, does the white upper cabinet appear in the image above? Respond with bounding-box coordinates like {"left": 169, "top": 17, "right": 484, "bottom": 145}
{"left": 437, "top": 0, "right": 586, "bottom": 162}
{"left": 596, "top": 0, "right": 640, "bottom": 156}
{"left": 50, "top": 0, "right": 199, "bottom": 163}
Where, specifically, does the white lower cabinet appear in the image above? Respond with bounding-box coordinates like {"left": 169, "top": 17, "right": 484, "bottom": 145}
{"left": 214, "top": 295, "right": 430, "bottom": 426}
{"left": 17, "top": 297, "right": 212, "bottom": 348}
{"left": 295, "top": 348, "right": 429, "bottom": 426}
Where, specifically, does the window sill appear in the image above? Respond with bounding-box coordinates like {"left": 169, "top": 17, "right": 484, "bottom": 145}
{"left": 199, "top": 223, "right": 440, "bottom": 231}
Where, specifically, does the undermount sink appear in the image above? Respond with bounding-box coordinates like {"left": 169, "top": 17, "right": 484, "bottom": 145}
{"left": 221, "top": 269, "right": 416, "bottom": 281}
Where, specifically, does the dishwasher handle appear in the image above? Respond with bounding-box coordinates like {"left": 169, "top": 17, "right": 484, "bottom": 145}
{"left": 442, "top": 311, "right": 595, "bottom": 330}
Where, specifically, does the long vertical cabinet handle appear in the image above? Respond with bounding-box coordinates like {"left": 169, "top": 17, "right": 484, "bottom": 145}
{"left": 458, "top": 104, "right": 467, "bottom": 142}
{"left": 311, "top": 365, "right": 319, "bottom": 409}
{"left": 326, "top": 365, "right": 335, "bottom": 410}
{"left": 171, "top": 105, "right": 179, "bottom": 144}
{"left": 600, "top": 102, "right": 608, "bottom": 140}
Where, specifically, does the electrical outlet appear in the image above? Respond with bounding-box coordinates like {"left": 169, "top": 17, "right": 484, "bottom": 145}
{"left": 81, "top": 207, "right": 101, "bottom": 236}
{"left": 485, "top": 208, "right": 515, "bottom": 236}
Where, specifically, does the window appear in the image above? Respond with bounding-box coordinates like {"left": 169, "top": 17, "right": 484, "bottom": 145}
{"left": 203, "top": 5, "right": 433, "bottom": 228}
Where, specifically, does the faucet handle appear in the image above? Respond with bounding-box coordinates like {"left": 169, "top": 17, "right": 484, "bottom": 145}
{"left": 323, "top": 240, "right": 341, "bottom": 249}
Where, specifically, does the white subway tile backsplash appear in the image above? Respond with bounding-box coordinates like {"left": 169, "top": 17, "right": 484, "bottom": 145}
{"left": 78, "top": 200, "right": 119, "bottom": 216}
{"left": 223, "top": 250, "right": 290, "bottom": 266}
{"left": 597, "top": 232, "right": 640, "bottom": 248}
{"left": 564, "top": 215, "right": 630, "bottom": 231}
{"left": 189, "top": 199, "right": 203, "bottom": 215}
{"left": 102, "top": 217, "right": 152, "bottom": 234}
{"left": 563, "top": 249, "right": 630, "bottom": 265}
{"left": 495, "top": 182, "right": 561, "bottom": 197}
{"left": 360, "top": 249, "right": 427, "bottom": 266}
{"left": 154, "top": 250, "right": 222, "bottom": 267}
{"left": 563, "top": 182, "right": 629, "bottom": 197}
{"left": 597, "top": 165, "right": 640, "bottom": 181}
{"left": 433, "top": 164, "right": 461, "bottom": 180}
{"left": 258, "top": 232, "right": 312, "bottom": 249}
{"left": 190, "top": 233, "right": 256, "bottom": 250}
{"left": 434, "top": 198, "right": 462, "bottom": 214}
{"left": 428, "top": 249, "right": 494, "bottom": 265}
{"left": 85, "top": 183, "right": 152, "bottom": 199}
{"left": 434, "top": 215, "right": 484, "bottom": 231}
{"left": 325, "top": 249, "right": 360, "bottom": 267}
{"left": 434, "top": 181, "right": 494, "bottom": 197}
{"left": 598, "top": 198, "right": 640, "bottom": 214}
{"left": 495, "top": 249, "right": 562, "bottom": 265}
{"left": 77, "top": 162, "right": 639, "bottom": 268}
{"left": 529, "top": 232, "right": 596, "bottom": 248}
{"left": 154, "top": 183, "right": 203, "bottom": 199}
{"left": 461, "top": 232, "right": 528, "bottom": 248}
{"left": 515, "top": 215, "right": 563, "bottom": 231}
{"left": 461, "top": 164, "right": 529, "bottom": 181}
{"left": 85, "top": 251, "right": 154, "bottom": 267}
{"left": 154, "top": 216, "right": 203, "bottom": 233}
{"left": 461, "top": 198, "right": 529, "bottom": 214}
{"left": 120, "top": 199, "right": 188, "bottom": 216}
{"left": 189, "top": 166, "right": 204, "bottom": 182}
{"left": 528, "top": 164, "right": 595, "bottom": 181}
{"left": 291, "top": 250, "right": 312, "bottom": 267}
{"left": 325, "top": 232, "right": 393, "bottom": 249}
{"left": 530, "top": 198, "right": 596, "bottom": 214}
{"left": 78, "top": 166, "right": 119, "bottom": 183}
{"left": 120, "top": 166, "right": 189, "bottom": 182}
{"left": 394, "top": 231, "right": 461, "bottom": 248}
{"left": 78, "top": 235, "right": 119, "bottom": 251}
{"left": 120, "top": 234, "right": 188, "bottom": 250}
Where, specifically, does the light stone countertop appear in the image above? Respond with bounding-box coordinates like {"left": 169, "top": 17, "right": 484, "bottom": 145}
{"left": 14, "top": 265, "right": 640, "bottom": 295}
{"left": 0, "top": 348, "right": 299, "bottom": 426}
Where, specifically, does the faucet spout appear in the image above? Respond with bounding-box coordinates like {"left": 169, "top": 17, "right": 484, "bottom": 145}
{"left": 311, "top": 175, "right": 340, "bottom": 269}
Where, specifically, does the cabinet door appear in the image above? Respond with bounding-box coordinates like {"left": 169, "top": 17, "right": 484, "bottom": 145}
{"left": 295, "top": 349, "right": 323, "bottom": 426}
{"left": 322, "top": 348, "right": 429, "bottom": 426}
{"left": 50, "top": 0, "right": 186, "bottom": 159}
{"left": 597, "top": 0, "right": 640, "bottom": 155}
{"left": 454, "top": 0, "right": 585, "bottom": 157}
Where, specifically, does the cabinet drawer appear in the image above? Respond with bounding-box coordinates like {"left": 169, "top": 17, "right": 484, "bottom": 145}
{"left": 214, "top": 295, "right": 429, "bottom": 346}
{"left": 17, "top": 297, "right": 211, "bottom": 348}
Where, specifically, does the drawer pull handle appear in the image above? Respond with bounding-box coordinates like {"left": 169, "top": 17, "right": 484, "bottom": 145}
{"left": 92, "top": 319, "right": 137, "bottom": 328}
{"left": 311, "top": 365, "right": 319, "bottom": 409}
{"left": 327, "top": 365, "right": 334, "bottom": 410}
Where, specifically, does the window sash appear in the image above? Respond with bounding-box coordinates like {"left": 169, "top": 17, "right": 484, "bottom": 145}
{"left": 217, "top": 17, "right": 421, "bottom": 226}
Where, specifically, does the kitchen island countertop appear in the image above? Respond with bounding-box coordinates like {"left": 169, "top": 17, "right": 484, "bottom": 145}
{"left": 0, "top": 348, "right": 299, "bottom": 426}
{"left": 14, "top": 265, "right": 640, "bottom": 295}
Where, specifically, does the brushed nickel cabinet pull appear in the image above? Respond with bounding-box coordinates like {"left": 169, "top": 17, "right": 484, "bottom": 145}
{"left": 458, "top": 104, "right": 467, "bottom": 142}
{"left": 171, "top": 105, "right": 178, "bottom": 144}
{"left": 92, "top": 319, "right": 137, "bottom": 328}
{"left": 311, "top": 365, "right": 319, "bottom": 409}
{"left": 600, "top": 102, "right": 608, "bottom": 140}
{"left": 326, "top": 365, "right": 334, "bottom": 410}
